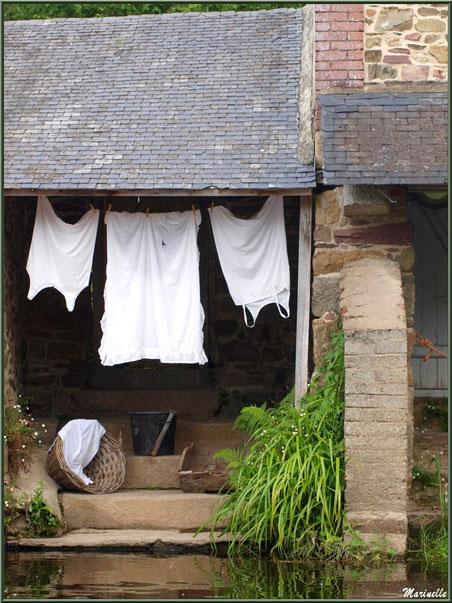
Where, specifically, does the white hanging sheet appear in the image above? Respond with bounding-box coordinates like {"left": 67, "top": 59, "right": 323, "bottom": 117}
{"left": 26, "top": 195, "right": 99, "bottom": 311}
{"left": 56, "top": 419, "right": 106, "bottom": 485}
{"left": 99, "top": 210, "right": 207, "bottom": 366}
{"left": 209, "top": 195, "right": 290, "bottom": 327}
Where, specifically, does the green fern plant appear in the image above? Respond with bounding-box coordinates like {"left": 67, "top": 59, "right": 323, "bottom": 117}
{"left": 201, "top": 327, "right": 345, "bottom": 559}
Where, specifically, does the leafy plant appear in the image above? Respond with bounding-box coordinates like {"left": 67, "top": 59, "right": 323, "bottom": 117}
{"left": 25, "top": 482, "right": 59, "bottom": 537}
{"left": 200, "top": 328, "right": 345, "bottom": 559}
{"left": 3, "top": 480, "right": 30, "bottom": 528}
{"left": 4, "top": 396, "right": 46, "bottom": 475}
{"left": 412, "top": 464, "right": 440, "bottom": 489}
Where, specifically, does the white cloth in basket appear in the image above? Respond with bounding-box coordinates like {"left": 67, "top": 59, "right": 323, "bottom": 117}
{"left": 57, "top": 419, "right": 106, "bottom": 485}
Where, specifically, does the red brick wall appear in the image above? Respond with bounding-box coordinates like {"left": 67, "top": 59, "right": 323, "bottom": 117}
{"left": 314, "top": 4, "right": 365, "bottom": 143}
{"left": 315, "top": 4, "right": 365, "bottom": 93}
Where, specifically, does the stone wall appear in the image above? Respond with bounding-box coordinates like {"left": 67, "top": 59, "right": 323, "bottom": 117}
{"left": 4, "top": 197, "right": 27, "bottom": 408}
{"left": 341, "top": 257, "right": 410, "bottom": 555}
{"left": 312, "top": 185, "right": 416, "bottom": 365}
{"left": 364, "top": 4, "right": 448, "bottom": 83}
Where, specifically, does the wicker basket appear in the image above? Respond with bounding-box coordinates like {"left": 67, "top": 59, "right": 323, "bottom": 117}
{"left": 46, "top": 432, "right": 126, "bottom": 494}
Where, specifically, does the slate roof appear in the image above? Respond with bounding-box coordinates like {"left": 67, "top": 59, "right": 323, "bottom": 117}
{"left": 5, "top": 9, "right": 315, "bottom": 191}
{"left": 319, "top": 92, "right": 448, "bottom": 186}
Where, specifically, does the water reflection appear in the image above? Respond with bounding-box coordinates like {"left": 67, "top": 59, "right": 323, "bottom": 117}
{"left": 4, "top": 551, "right": 447, "bottom": 599}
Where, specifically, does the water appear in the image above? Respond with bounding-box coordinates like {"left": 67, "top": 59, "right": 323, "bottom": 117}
{"left": 4, "top": 551, "right": 447, "bottom": 600}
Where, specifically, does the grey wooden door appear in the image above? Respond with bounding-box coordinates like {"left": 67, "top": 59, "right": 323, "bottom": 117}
{"left": 408, "top": 201, "right": 448, "bottom": 397}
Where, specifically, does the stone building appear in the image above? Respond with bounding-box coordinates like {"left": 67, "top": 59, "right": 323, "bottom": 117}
{"left": 3, "top": 5, "right": 448, "bottom": 554}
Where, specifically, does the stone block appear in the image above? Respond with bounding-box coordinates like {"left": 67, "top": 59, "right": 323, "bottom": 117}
{"left": 374, "top": 340, "right": 407, "bottom": 354}
{"left": 312, "top": 313, "right": 338, "bottom": 367}
{"left": 414, "top": 19, "right": 446, "bottom": 32}
{"left": 346, "top": 394, "right": 408, "bottom": 409}
{"left": 429, "top": 45, "right": 448, "bottom": 64}
{"left": 314, "top": 189, "right": 341, "bottom": 226}
{"left": 345, "top": 478, "right": 407, "bottom": 510}
{"left": 342, "top": 185, "right": 389, "bottom": 217}
{"left": 313, "top": 248, "right": 386, "bottom": 275}
{"left": 345, "top": 380, "right": 408, "bottom": 396}
{"left": 346, "top": 460, "right": 408, "bottom": 484}
{"left": 368, "top": 63, "right": 398, "bottom": 80}
{"left": 344, "top": 353, "right": 406, "bottom": 370}
{"left": 345, "top": 406, "right": 407, "bottom": 423}
{"left": 311, "top": 273, "right": 341, "bottom": 317}
{"left": 374, "top": 8, "right": 413, "bottom": 33}
{"left": 344, "top": 421, "right": 407, "bottom": 437}
{"left": 334, "top": 222, "right": 413, "bottom": 246}
{"left": 364, "top": 50, "right": 382, "bottom": 62}
{"left": 345, "top": 435, "right": 408, "bottom": 453}
{"left": 401, "top": 65, "right": 430, "bottom": 80}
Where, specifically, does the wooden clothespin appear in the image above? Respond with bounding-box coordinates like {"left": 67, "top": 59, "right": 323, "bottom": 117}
{"left": 192, "top": 204, "right": 196, "bottom": 215}
{"left": 210, "top": 201, "right": 214, "bottom": 213}
{"left": 146, "top": 207, "right": 149, "bottom": 218}
{"left": 106, "top": 204, "right": 112, "bottom": 217}
{"left": 89, "top": 203, "right": 95, "bottom": 211}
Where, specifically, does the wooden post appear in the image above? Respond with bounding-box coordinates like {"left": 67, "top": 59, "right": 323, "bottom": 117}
{"left": 294, "top": 195, "right": 312, "bottom": 409}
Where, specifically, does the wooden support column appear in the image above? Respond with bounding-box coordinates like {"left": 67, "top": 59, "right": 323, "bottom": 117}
{"left": 294, "top": 195, "right": 312, "bottom": 409}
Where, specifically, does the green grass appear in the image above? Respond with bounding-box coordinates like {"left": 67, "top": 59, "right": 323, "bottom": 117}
{"left": 408, "top": 457, "right": 448, "bottom": 575}
{"left": 200, "top": 328, "right": 346, "bottom": 559}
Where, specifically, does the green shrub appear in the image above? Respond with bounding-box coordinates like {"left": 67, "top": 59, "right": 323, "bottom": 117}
{"left": 202, "top": 328, "right": 345, "bottom": 559}
{"left": 25, "top": 483, "right": 59, "bottom": 537}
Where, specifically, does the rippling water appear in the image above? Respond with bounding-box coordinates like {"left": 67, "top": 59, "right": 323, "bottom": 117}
{"left": 4, "top": 551, "right": 448, "bottom": 599}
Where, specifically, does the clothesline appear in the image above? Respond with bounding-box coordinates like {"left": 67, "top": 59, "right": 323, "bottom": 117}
{"left": 44, "top": 196, "right": 263, "bottom": 215}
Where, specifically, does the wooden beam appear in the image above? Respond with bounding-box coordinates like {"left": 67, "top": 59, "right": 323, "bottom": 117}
{"left": 294, "top": 195, "right": 312, "bottom": 409}
{"left": 4, "top": 188, "right": 313, "bottom": 198}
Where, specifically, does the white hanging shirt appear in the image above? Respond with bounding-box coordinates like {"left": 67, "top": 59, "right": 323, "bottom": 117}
{"left": 99, "top": 210, "right": 207, "bottom": 366}
{"left": 26, "top": 195, "right": 99, "bottom": 311}
{"left": 209, "top": 195, "right": 290, "bottom": 327}
{"left": 56, "top": 419, "right": 106, "bottom": 485}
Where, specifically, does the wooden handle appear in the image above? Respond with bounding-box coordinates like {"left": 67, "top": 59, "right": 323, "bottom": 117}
{"left": 151, "top": 412, "right": 175, "bottom": 457}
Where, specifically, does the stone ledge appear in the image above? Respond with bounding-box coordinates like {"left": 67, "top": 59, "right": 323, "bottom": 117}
{"left": 6, "top": 528, "right": 232, "bottom": 550}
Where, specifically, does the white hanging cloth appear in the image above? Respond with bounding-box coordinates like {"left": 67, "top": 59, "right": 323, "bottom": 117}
{"left": 99, "top": 210, "right": 208, "bottom": 366}
{"left": 209, "top": 195, "right": 290, "bottom": 327}
{"left": 56, "top": 419, "right": 106, "bottom": 485}
{"left": 26, "top": 195, "right": 99, "bottom": 311}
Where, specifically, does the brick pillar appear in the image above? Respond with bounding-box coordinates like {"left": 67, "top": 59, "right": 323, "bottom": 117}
{"left": 341, "top": 257, "right": 409, "bottom": 556}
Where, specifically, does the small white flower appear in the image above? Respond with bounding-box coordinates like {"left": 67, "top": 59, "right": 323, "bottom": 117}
{"left": 38, "top": 440, "right": 42, "bottom": 444}
{"left": 22, "top": 445, "right": 26, "bottom": 449}
{"left": 42, "top": 424, "right": 46, "bottom": 428}
{"left": 21, "top": 459, "right": 25, "bottom": 463}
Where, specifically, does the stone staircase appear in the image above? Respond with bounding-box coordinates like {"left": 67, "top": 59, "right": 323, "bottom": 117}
{"left": 9, "top": 395, "right": 243, "bottom": 549}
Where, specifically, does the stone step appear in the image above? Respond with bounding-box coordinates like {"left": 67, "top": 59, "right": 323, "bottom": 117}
{"left": 87, "top": 367, "right": 217, "bottom": 390}
{"left": 8, "top": 527, "right": 231, "bottom": 551}
{"left": 61, "top": 489, "right": 225, "bottom": 531}
{"left": 122, "top": 455, "right": 181, "bottom": 490}
{"left": 59, "top": 389, "right": 220, "bottom": 421}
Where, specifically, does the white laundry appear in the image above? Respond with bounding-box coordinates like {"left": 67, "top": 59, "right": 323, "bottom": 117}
{"left": 56, "top": 419, "right": 106, "bottom": 485}
{"left": 26, "top": 195, "right": 99, "bottom": 311}
{"left": 209, "top": 195, "right": 290, "bottom": 327}
{"left": 99, "top": 210, "right": 207, "bottom": 366}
